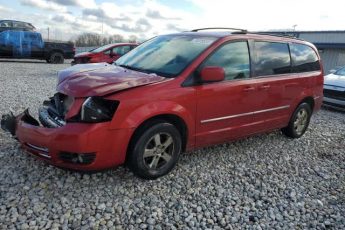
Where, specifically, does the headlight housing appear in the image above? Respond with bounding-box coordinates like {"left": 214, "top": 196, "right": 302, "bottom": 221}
{"left": 77, "top": 97, "right": 119, "bottom": 123}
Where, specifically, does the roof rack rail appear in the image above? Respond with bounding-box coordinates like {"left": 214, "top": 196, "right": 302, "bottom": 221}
{"left": 191, "top": 27, "right": 248, "bottom": 33}
{"left": 250, "top": 32, "right": 306, "bottom": 41}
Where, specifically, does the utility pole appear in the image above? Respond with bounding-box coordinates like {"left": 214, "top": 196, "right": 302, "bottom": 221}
{"left": 101, "top": 16, "right": 104, "bottom": 36}
{"left": 47, "top": 27, "right": 50, "bottom": 41}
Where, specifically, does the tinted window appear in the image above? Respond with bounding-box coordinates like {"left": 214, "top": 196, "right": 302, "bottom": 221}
{"left": 0, "top": 21, "right": 11, "bottom": 27}
{"left": 91, "top": 44, "right": 115, "bottom": 53}
{"left": 201, "top": 42, "right": 250, "bottom": 80}
{"left": 290, "top": 43, "right": 320, "bottom": 73}
{"left": 255, "top": 42, "right": 291, "bottom": 76}
{"left": 113, "top": 46, "right": 131, "bottom": 55}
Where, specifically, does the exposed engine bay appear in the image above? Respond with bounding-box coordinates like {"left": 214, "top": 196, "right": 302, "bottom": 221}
{"left": 39, "top": 93, "right": 74, "bottom": 128}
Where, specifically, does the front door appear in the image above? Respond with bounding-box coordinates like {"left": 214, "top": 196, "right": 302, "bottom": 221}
{"left": 194, "top": 41, "right": 261, "bottom": 147}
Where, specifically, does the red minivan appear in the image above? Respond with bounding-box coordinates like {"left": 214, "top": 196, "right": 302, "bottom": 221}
{"left": 71, "top": 43, "right": 138, "bottom": 65}
{"left": 1, "top": 28, "right": 323, "bottom": 179}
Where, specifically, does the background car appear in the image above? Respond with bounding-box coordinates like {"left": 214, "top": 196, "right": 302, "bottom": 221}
{"left": 323, "top": 66, "right": 345, "bottom": 111}
{"left": 0, "top": 20, "right": 36, "bottom": 32}
{"left": 72, "top": 43, "right": 137, "bottom": 65}
{"left": 0, "top": 30, "right": 75, "bottom": 64}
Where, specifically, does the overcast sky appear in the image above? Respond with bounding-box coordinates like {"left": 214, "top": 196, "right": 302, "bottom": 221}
{"left": 0, "top": 0, "right": 344, "bottom": 41}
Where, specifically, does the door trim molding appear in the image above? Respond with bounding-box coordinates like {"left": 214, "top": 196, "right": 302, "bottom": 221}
{"left": 200, "top": 105, "right": 290, "bottom": 124}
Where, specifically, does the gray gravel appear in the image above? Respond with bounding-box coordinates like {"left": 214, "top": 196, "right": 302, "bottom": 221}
{"left": 0, "top": 59, "right": 345, "bottom": 229}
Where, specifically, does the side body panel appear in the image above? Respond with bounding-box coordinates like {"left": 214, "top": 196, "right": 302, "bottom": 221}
{"left": 194, "top": 79, "right": 262, "bottom": 147}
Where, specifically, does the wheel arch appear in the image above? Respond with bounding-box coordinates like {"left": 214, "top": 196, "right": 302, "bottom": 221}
{"left": 46, "top": 49, "right": 64, "bottom": 59}
{"left": 299, "top": 96, "right": 315, "bottom": 111}
{"left": 127, "top": 113, "right": 189, "bottom": 156}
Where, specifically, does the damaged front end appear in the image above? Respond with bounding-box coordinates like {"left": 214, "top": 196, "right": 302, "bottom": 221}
{"left": 1, "top": 93, "right": 73, "bottom": 136}
{"left": 1, "top": 109, "right": 40, "bottom": 136}
{"left": 39, "top": 93, "right": 73, "bottom": 128}
{"left": 0, "top": 92, "right": 128, "bottom": 170}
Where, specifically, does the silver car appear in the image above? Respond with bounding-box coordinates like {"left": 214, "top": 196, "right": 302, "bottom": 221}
{"left": 323, "top": 66, "right": 345, "bottom": 111}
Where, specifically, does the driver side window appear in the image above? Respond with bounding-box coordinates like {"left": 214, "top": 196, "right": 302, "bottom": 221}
{"left": 202, "top": 41, "right": 250, "bottom": 80}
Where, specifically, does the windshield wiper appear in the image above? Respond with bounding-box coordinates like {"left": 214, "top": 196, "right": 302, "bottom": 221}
{"left": 115, "top": 64, "right": 172, "bottom": 78}
{"left": 117, "top": 64, "right": 147, "bottom": 73}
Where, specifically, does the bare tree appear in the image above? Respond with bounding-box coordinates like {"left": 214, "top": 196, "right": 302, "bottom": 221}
{"left": 75, "top": 33, "right": 103, "bottom": 47}
{"left": 128, "top": 35, "right": 138, "bottom": 43}
{"left": 75, "top": 33, "right": 138, "bottom": 47}
{"left": 109, "top": 34, "right": 125, "bottom": 43}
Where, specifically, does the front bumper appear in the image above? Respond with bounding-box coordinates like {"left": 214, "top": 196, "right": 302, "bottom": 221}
{"left": 2, "top": 110, "right": 133, "bottom": 171}
{"left": 323, "top": 96, "right": 345, "bottom": 111}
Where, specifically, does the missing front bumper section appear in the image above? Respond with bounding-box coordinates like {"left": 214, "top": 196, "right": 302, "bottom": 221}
{"left": 1, "top": 109, "right": 39, "bottom": 136}
{"left": 1, "top": 112, "right": 16, "bottom": 136}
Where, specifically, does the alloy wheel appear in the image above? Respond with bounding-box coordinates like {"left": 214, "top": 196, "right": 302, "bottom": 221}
{"left": 293, "top": 108, "right": 308, "bottom": 135}
{"left": 143, "top": 132, "right": 174, "bottom": 170}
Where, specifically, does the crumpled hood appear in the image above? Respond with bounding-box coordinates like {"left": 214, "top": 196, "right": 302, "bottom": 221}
{"left": 324, "top": 73, "right": 345, "bottom": 88}
{"left": 74, "top": 51, "right": 93, "bottom": 58}
{"left": 57, "top": 63, "right": 166, "bottom": 97}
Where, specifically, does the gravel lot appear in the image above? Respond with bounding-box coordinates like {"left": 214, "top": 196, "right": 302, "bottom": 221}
{"left": 0, "top": 59, "right": 344, "bottom": 229}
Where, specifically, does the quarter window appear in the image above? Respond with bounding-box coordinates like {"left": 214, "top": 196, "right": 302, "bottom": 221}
{"left": 254, "top": 42, "right": 291, "bottom": 76}
{"left": 290, "top": 43, "right": 320, "bottom": 73}
{"left": 201, "top": 41, "right": 250, "bottom": 80}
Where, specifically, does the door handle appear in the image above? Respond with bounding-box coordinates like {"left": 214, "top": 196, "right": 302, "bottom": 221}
{"left": 259, "top": 85, "right": 270, "bottom": 90}
{"left": 243, "top": 86, "right": 255, "bottom": 92}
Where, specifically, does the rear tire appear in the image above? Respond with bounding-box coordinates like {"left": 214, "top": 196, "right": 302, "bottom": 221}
{"left": 50, "top": 52, "right": 64, "bottom": 64}
{"left": 127, "top": 120, "right": 182, "bottom": 180}
{"left": 282, "top": 103, "right": 312, "bottom": 138}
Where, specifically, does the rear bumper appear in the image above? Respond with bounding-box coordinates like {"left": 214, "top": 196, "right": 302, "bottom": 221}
{"left": 13, "top": 112, "right": 133, "bottom": 171}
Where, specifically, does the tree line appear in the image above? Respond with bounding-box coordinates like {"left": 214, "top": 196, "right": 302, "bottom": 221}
{"left": 75, "top": 33, "right": 138, "bottom": 47}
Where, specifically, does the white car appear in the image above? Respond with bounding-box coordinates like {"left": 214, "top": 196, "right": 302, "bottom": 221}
{"left": 323, "top": 66, "right": 345, "bottom": 111}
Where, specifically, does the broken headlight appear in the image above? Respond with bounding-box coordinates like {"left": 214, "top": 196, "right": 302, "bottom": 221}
{"left": 79, "top": 97, "right": 119, "bottom": 123}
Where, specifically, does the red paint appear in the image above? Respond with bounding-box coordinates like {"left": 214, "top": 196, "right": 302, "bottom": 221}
{"left": 57, "top": 63, "right": 166, "bottom": 97}
{"left": 73, "top": 43, "right": 138, "bottom": 64}
{"left": 14, "top": 33, "right": 324, "bottom": 171}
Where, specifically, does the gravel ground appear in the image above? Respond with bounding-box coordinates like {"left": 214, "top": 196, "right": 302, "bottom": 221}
{"left": 0, "top": 59, "right": 345, "bottom": 229}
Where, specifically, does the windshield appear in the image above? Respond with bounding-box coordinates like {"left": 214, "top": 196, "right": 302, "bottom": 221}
{"left": 91, "top": 44, "right": 114, "bottom": 53}
{"left": 115, "top": 35, "right": 218, "bottom": 77}
{"left": 335, "top": 66, "right": 345, "bottom": 76}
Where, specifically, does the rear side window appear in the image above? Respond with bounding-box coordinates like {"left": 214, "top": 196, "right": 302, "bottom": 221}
{"left": 113, "top": 46, "right": 131, "bottom": 55}
{"left": 254, "top": 42, "right": 291, "bottom": 76}
{"left": 201, "top": 41, "right": 250, "bottom": 80}
{"left": 290, "top": 43, "right": 320, "bottom": 73}
{"left": 0, "top": 21, "right": 11, "bottom": 27}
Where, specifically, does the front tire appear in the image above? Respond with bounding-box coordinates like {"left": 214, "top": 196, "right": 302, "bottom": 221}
{"left": 282, "top": 102, "right": 312, "bottom": 138}
{"left": 127, "top": 121, "right": 182, "bottom": 180}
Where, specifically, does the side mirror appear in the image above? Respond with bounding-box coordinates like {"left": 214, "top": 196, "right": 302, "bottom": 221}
{"left": 200, "top": 66, "right": 225, "bottom": 83}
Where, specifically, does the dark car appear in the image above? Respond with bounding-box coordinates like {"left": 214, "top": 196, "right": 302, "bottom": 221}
{"left": 323, "top": 66, "right": 345, "bottom": 111}
{"left": 0, "top": 20, "right": 36, "bottom": 32}
{"left": 72, "top": 43, "right": 138, "bottom": 65}
{"left": 1, "top": 28, "right": 323, "bottom": 179}
{"left": 0, "top": 30, "right": 75, "bottom": 63}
